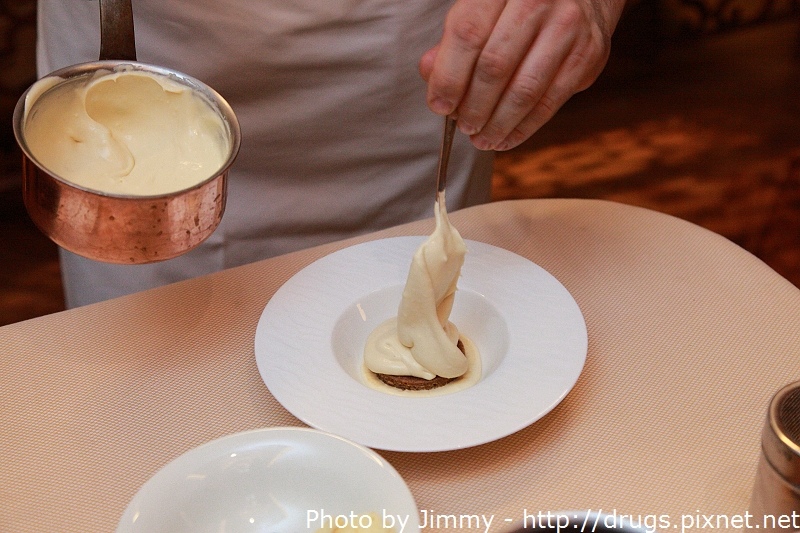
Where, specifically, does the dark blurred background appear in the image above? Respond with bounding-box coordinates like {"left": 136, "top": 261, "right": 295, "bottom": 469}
{"left": 2, "top": 0, "right": 799, "bottom": 325}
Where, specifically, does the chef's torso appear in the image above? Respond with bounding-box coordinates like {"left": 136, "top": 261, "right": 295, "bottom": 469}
{"left": 37, "top": 0, "right": 493, "bottom": 306}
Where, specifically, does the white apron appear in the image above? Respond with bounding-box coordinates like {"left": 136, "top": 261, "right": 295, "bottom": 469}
{"left": 36, "top": 0, "right": 494, "bottom": 307}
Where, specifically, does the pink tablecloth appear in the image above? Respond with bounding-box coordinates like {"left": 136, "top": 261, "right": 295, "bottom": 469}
{"left": 2, "top": 199, "right": 799, "bottom": 532}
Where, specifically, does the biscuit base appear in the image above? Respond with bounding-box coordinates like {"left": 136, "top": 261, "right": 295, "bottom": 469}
{"left": 374, "top": 340, "right": 465, "bottom": 391}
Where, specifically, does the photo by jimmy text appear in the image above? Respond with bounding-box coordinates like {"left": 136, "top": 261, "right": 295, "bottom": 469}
{"left": 306, "top": 508, "right": 800, "bottom": 532}
{"left": 306, "top": 508, "right": 497, "bottom": 532}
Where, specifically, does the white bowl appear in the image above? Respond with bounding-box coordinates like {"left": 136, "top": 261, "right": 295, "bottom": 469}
{"left": 117, "top": 427, "right": 419, "bottom": 532}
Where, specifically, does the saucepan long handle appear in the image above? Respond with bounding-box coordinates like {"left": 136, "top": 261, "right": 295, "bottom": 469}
{"left": 99, "top": 0, "right": 137, "bottom": 61}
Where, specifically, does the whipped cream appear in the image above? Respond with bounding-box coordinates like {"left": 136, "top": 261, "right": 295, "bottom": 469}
{"left": 364, "top": 190, "right": 478, "bottom": 384}
{"left": 22, "top": 66, "right": 229, "bottom": 196}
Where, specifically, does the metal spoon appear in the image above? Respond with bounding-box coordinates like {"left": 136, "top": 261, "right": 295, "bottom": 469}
{"left": 435, "top": 115, "right": 457, "bottom": 196}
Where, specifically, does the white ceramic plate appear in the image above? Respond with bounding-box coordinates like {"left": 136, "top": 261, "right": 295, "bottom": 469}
{"left": 255, "top": 237, "right": 587, "bottom": 452}
{"left": 117, "top": 427, "right": 419, "bottom": 533}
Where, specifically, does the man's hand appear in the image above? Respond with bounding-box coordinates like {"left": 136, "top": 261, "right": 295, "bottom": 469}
{"left": 419, "top": 0, "right": 626, "bottom": 151}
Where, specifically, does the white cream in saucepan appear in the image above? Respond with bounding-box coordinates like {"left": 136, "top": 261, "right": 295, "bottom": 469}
{"left": 363, "top": 190, "right": 480, "bottom": 393}
{"left": 22, "top": 67, "right": 229, "bottom": 196}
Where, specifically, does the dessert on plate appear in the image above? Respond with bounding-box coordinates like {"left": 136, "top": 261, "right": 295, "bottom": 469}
{"left": 363, "top": 190, "right": 480, "bottom": 394}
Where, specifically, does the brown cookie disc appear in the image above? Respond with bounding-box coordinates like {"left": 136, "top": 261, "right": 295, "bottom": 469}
{"left": 374, "top": 340, "right": 465, "bottom": 391}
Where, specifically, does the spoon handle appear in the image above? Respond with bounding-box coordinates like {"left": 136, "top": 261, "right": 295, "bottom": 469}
{"left": 436, "top": 116, "right": 457, "bottom": 196}
{"left": 99, "top": 0, "right": 137, "bottom": 61}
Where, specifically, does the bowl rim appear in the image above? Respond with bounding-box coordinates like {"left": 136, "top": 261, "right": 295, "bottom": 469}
{"left": 116, "top": 426, "right": 421, "bottom": 532}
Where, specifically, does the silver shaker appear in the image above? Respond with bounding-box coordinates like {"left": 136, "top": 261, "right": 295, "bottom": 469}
{"left": 750, "top": 380, "right": 800, "bottom": 531}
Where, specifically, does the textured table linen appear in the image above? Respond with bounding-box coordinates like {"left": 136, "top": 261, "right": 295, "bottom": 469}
{"left": 2, "top": 199, "right": 799, "bottom": 532}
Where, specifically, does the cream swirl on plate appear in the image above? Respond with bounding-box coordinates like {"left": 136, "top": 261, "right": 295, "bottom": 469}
{"left": 363, "top": 190, "right": 480, "bottom": 390}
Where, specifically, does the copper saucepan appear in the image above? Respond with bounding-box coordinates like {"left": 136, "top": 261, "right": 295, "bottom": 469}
{"left": 12, "top": 0, "right": 241, "bottom": 264}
